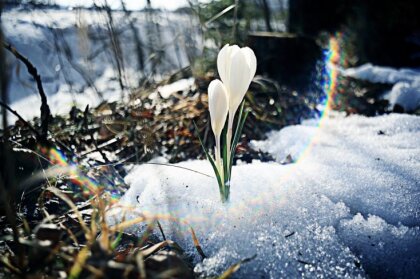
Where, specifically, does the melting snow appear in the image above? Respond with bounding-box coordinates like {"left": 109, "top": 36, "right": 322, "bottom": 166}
{"left": 110, "top": 113, "right": 420, "bottom": 278}
{"left": 344, "top": 63, "right": 420, "bottom": 112}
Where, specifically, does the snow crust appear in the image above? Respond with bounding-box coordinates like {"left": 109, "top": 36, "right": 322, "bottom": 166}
{"left": 344, "top": 63, "right": 420, "bottom": 112}
{"left": 111, "top": 113, "right": 420, "bottom": 278}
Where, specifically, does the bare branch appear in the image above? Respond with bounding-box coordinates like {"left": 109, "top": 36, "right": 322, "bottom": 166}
{"left": 0, "top": 101, "right": 40, "bottom": 138}
{"left": 3, "top": 41, "right": 50, "bottom": 141}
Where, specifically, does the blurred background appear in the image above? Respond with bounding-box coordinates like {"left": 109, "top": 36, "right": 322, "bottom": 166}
{"left": 0, "top": 0, "right": 419, "bottom": 164}
{"left": 2, "top": 0, "right": 420, "bottom": 108}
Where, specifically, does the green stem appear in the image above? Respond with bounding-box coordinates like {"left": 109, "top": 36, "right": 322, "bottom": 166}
{"left": 226, "top": 112, "right": 235, "bottom": 178}
{"left": 215, "top": 133, "right": 224, "bottom": 183}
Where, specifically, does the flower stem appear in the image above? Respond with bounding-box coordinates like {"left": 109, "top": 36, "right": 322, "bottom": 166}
{"left": 226, "top": 112, "right": 235, "bottom": 175}
{"left": 215, "top": 134, "right": 224, "bottom": 183}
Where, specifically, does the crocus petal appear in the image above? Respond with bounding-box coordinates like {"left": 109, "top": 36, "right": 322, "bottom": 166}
{"left": 217, "top": 44, "right": 230, "bottom": 85}
{"left": 208, "top": 79, "right": 229, "bottom": 136}
{"left": 216, "top": 45, "right": 257, "bottom": 115}
{"left": 242, "top": 47, "right": 257, "bottom": 82}
{"left": 228, "top": 50, "right": 253, "bottom": 113}
{"left": 217, "top": 44, "right": 240, "bottom": 86}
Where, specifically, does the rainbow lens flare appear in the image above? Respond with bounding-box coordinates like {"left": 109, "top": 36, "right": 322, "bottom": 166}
{"left": 291, "top": 32, "right": 347, "bottom": 163}
{"left": 40, "top": 145, "right": 122, "bottom": 203}
{"left": 322, "top": 32, "right": 347, "bottom": 114}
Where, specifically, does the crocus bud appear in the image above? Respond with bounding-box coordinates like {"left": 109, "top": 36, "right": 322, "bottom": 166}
{"left": 208, "top": 79, "right": 229, "bottom": 137}
{"left": 217, "top": 44, "right": 257, "bottom": 114}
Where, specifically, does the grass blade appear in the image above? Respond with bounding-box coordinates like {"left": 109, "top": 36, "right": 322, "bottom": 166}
{"left": 230, "top": 102, "right": 249, "bottom": 174}
{"left": 205, "top": 4, "right": 236, "bottom": 27}
{"left": 110, "top": 230, "right": 124, "bottom": 250}
{"left": 230, "top": 101, "right": 245, "bottom": 152}
{"left": 69, "top": 246, "right": 90, "bottom": 279}
{"left": 219, "top": 254, "right": 257, "bottom": 279}
{"left": 193, "top": 121, "right": 224, "bottom": 191}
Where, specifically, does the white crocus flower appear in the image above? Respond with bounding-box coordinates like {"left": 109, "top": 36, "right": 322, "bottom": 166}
{"left": 217, "top": 44, "right": 257, "bottom": 161}
{"left": 208, "top": 79, "right": 229, "bottom": 178}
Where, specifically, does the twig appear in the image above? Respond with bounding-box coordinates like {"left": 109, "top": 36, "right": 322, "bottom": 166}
{"left": 100, "top": 3, "right": 127, "bottom": 96}
{"left": 285, "top": 231, "right": 295, "bottom": 238}
{"left": 120, "top": 0, "right": 145, "bottom": 76}
{"left": 145, "top": 162, "right": 213, "bottom": 178}
{"left": 50, "top": 28, "right": 103, "bottom": 101}
{"left": 82, "top": 106, "right": 127, "bottom": 187}
{"left": 0, "top": 101, "right": 41, "bottom": 138}
{"left": 190, "top": 227, "right": 206, "bottom": 260}
{"left": 156, "top": 220, "right": 166, "bottom": 241}
{"left": 3, "top": 41, "right": 50, "bottom": 141}
{"left": 219, "top": 254, "right": 257, "bottom": 279}
{"left": 297, "top": 259, "right": 313, "bottom": 265}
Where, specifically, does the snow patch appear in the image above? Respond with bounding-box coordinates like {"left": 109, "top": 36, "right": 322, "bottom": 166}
{"left": 112, "top": 113, "right": 420, "bottom": 278}
{"left": 338, "top": 213, "right": 420, "bottom": 277}
{"left": 344, "top": 63, "right": 420, "bottom": 112}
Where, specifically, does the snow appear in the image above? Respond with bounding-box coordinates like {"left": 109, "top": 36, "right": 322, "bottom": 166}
{"left": 2, "top": 8, "right": 201, "bottom": 123}
{"left": 54, "top": 0, "right": 189, "bottom": 11}
{"left": 344, "top": 63, "right": 420, "bottom": 112}
{"left": 344, "top": 63, "right": 420, "bottom": 84}
{"left": 151, "top": 78, "right": 195, "bottom": 99}
{"left": 9, "top": 68, "right": 124, "bottom": 121}
{"left": 109, "top": 113, "right": 420, "bottom": 278}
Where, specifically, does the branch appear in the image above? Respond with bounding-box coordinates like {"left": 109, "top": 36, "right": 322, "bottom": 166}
{"left": 0, "top": 101, "right": 41, "bottom": 138}
{"left": 3, "top": 41, "right": 50, "bottom": 141}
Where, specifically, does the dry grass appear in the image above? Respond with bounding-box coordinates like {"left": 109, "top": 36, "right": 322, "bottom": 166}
{"left": 0, "top": 68, "right": 333, "bottom": 278}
